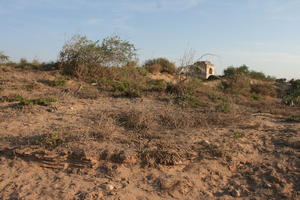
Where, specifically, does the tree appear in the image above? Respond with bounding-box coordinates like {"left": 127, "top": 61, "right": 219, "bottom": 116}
{"left": 224, "top": 65, "right": 249, "bottom": 77}
{"left": 0, "top": 52, "right": 9, "bottom": 64}
{"left": 100, "top": 35, "right": 137, "bottom": 67}
{"left": 59, "top": 34, "right": 137, "bottom": 77}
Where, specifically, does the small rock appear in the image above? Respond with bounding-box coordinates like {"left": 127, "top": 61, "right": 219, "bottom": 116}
{"left": 101, "top": 183, "right": 114, "bottom": 191}
{"left": 266, "top": 183, "right": 272, "bottom": 188}
{"left": 230, "top": 189, "right": 241, "bottom": 197}
{"left": 107, "top": 184, "right": 114, "bottom": 191}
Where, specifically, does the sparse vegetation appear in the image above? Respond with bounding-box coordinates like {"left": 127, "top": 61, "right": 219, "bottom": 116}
{"left": 23, "top": 84, "right": 34, "bottom": 91}
{"left": 18, "top": 97, "right": 56, "bottom": 107}
{"left": 41, "top": 76, "right": 67, "bottom": 87}
{"left": 33, "top": 132, "right": 68, "bottom": 150}
{"left": 140, "top": 148, "right": 181, "bottom": 167}
{"left": 0, "top": 38, "right": 299, "bottom": 200}
{"left": 215, "top": 102, "right": 231, "bottom": 113}
{"left": 250, "top": 83, "right": 276, "bottom": 97}
{"left": 175, "top": 94, "right": 207, "bottom": 108}
{"left": 116, "top": 109, "right": 151, "bottom": 132}
{"left": 220, "top": 75, "right": 251, "bottom": 96}
{"left": 251, "top": 93, "right": 262, "bottom": 100}
{"left": 144, "top": 58, "right": 176, "bottom": 75}
{"left": 158, "top": 109, "right": 196, "bottom": 129}
{"left": 285, "top": 115, "right": 300, "bottom": 123}
{"left": 232, "top": 130, "right": 244, "bottom": 139}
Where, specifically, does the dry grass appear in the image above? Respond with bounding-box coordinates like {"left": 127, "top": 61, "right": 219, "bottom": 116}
{"left": 140, "top": 148, "right": 182, "bottom": 167}
{"left": 158, "top": 108, "right": 196, "bottom": 129}
{"left": 115, "top": 109, "right": 153, "bottom": 132}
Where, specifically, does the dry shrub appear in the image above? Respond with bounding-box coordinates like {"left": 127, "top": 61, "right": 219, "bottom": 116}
{"left": 196, "top": 141, "right": 225, "bottom": 159}
{"left": 68, "top": 148, "right": 87, "bottom": 160}
{"left": 204, "top": 112, "right": 243, "bottom": 127}
{"left": 96, "top": 66, "right": 148, "bottom": 98}
{"left": 144, "top": 58, "right": 176, "bottom": 75}
{"left": 215, "top": 101, "right": 231, "bottom": 113}
{"left": 75, "top": 85, "right": 99, "bottom": 99}
{"left": 99, "top": 149, "right": 127, "bottom": 164}
{"left": 32, "top": 132, "right": 68, "bottom": 150}
{"left": 221, "top": 75, "right": 251, "bottom": 96}
{"left": 116, "top": 109, "right": 153, "bottom": 132}
{"left": 146, "top": 64, "right": 161, "bottom": 74}
{"left": 166, "top": 78, "right": 202, "bottom": 96}
{"left": 88, "top": 111, "right": 118, "bottom": 140}
{"left": 140, "top": 148, "right": 182, "bottom": 167}
{"left": 251, "top": 83, "right": 276, "bottom": 97}
{"left": 158, "top": 108, "right": 196, "bottom": 129}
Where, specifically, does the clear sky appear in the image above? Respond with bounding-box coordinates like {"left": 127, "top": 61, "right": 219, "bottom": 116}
{"left": 0, "top": 0, "right": 299, "bottom": 79}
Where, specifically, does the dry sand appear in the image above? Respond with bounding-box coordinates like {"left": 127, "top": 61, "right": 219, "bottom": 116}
{"left": 0, "top": 67, "right": 299, "bottom": 200}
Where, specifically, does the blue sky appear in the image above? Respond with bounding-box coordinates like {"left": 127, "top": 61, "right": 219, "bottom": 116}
{"left": 0, "top": 0, "right": 299, "bottom": 78}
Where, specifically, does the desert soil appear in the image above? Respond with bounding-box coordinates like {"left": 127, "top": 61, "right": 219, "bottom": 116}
{"left": 0, "top": 68, "right": 299, "bottom": 200}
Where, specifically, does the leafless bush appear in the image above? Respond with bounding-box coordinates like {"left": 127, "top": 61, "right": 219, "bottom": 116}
{"left": 115, "top": 109, "right": 153, "bottom": 132}
{"left": 157, "top": 108, "right": 196, "bottom": 129}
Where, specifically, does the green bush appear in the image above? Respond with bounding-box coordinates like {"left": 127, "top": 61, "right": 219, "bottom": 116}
{"left": 221, "top": 75, "right": 251, "bottom": 96}
{"left": 18, "top": 97, "right": 56, "bottom": 107}
{"left": 223, "top": 65, "right": 274, "bottom": 81}
{"left": 283, "top": 79, "right": 300, "bottom": 106}
{"left": 110, "top": 80, "right": 143, "bottom": 98}
{"left": 144, "top": 58, "right": 176, "bottom": 74}
{"left": 251, "top": 84, "right": 276, "bottom": 97}
{"left": 224, "top": 65, "right": 249, "bottom": 77}
{"left": 59, "top": 34, "right": 137, "bottom": 77}
{"left": 248, "top": 71, "right": 267, "bottom": 80}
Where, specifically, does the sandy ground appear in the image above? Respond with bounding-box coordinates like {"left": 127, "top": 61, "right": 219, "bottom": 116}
{"left": 0, "top": 68, "right": 299, "bottom": 200}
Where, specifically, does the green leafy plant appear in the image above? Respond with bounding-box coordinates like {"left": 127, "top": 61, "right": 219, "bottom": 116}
{"left": 251, "top": 93, "right": 262, "bottom": 100}
{"left": 283, "top": 79, "right": 300, "bottom": 106}
{"left": 223, "top": 65, "right": 274, "bottom": 81}
{"left": 18, "top": 97, "right": 56, "bottom": 107}
{"left": 59, "top": 34, "right": 137, "bottom": 77}
{"left": 232, "top": 130, "right": 244, "bottom": 139}
{"left": 285, "top": 115, "right": 300, "bottom": 123}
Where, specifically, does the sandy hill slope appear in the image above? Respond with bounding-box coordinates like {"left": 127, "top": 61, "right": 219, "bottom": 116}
{"left": 0, "top": 66, "right": 299, "bottom": 200}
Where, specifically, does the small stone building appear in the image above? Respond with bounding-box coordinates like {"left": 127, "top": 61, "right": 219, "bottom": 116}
{"left": 192, "top": 61, "right": 215, "bottom": 79}
{"left": 179, "top": 61, "right": 216, "bottom": 80}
